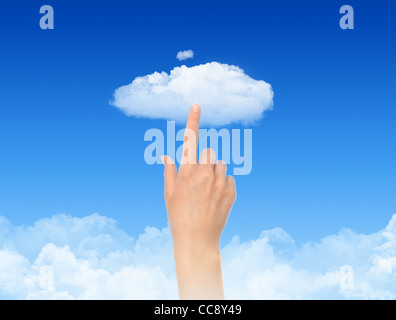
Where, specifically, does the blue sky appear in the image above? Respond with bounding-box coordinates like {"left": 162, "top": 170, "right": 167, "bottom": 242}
{"left": 0, "top": 0, "right": 395, "bottom": 248}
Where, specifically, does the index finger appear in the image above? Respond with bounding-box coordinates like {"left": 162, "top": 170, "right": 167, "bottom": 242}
{"left": 181, "top": 104, "right": 201, "bottom": 165}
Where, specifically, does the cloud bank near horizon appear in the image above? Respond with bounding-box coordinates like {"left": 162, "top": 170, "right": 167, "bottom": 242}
{"left": 1, "top": 213, "right": 396, "bottom": 299}
{"left": 111, "top": 62, "right": 274, "bottom": 126}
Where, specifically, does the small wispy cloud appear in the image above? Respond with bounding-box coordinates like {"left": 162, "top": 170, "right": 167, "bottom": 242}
{"left": 111, "top": 62, "right": 274, "bottom": 126}
{"left": 176, "top": 49, "right": 194, "bottom": 61}
{"left": 1, "top": 213, "right": 396, "bottom": 299}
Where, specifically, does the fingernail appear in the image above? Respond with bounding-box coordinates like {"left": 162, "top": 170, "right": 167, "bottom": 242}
{"left": 160, "top": 156, "right": 165, "bottom": 164}
{"left": 192, "top": 104, "right": 200, "bottom": 112}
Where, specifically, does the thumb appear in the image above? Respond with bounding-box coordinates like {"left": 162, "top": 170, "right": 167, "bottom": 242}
{"left": 161, "top": 155, "right": 177, "bottom": 200}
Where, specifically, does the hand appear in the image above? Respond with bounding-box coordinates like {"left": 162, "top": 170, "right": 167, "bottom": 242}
{"left": 161, "top": 104, "right": 237, "bottom": 300}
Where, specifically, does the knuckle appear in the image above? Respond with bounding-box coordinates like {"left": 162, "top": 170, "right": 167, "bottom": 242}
{"left": 164, "top": 190, "right": 172, "bottom": 202}
{"left": 201, "top": 168, "right": 214, "bottom": 181}
{"left": 196, "top": 170, "right": 213, "bottom": 186}
{"left": 226, "top": 178, "right": 237, "bottom": 198}
{"left": 179, "top": 165, "right": 193, "bottom": 176}
{"left": 215, "top": 178, "right": 227, "bottom": 191}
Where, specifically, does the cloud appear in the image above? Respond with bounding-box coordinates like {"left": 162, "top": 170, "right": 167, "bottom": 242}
{"left": 1, "top": 213, "right": 396, "bottom": 299}
{"left": 111, "top": 62, "right": 274, "bottom": 126}
{"left": 176, "top": 50, "right": 194, "bottom": 61}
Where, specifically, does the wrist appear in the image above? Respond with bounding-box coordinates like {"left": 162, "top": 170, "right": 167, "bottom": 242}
{"left": 172, "top": 233, "right": 221, "bottom": 262}
{"left": 173, "top": 241, "right": 221, "bottom": 267}
{"left": 173, "top": 243, "right": 224, "bottom": 300}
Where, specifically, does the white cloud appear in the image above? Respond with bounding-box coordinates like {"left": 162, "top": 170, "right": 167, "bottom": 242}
{"left": 111, "top": 62, "right": 274, "bottom": 126}
{"left": 176, "top": 50, "right": 194, "bottom": 61}
{"left": 1, "top": 213, "right": 396, "bottom": 299}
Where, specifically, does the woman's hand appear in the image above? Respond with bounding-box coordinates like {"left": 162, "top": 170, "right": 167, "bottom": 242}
{"left": 162, "top": 104, "right": 237, "bottom": 300}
